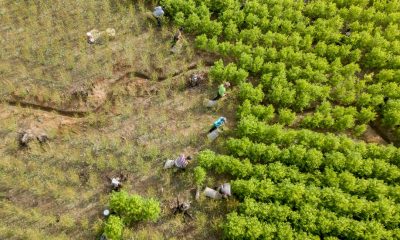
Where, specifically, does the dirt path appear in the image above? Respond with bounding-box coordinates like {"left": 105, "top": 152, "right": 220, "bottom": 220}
{"left": 0, "top": 103, "right": 82, "bottom": 133}
{"left": 3, "top": 61, "right": 212, "bottom": 119}
{"left": 362, "top": 125, "right": 388, "bottom": 145}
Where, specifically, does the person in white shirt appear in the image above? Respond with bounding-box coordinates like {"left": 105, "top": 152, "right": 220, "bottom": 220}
{"left": 111, "top": 177, "right": 122, "bottom": 191}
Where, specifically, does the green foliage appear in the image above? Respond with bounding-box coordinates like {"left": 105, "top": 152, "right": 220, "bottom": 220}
{"left": 354, "top": 124, "right": 368, "bottom": 137}
{"left": 238, "top": 82, "right": 264, "bottom": 104}
{"left": 194, "top": 34, "right": 208, "bottom": 50}
{"left": 358, "top": 107, "right": 377, "bottom": 124}
{"left": 173, "top": 12, "right": 185, "bottom": 26}
{"left": 109, "top": 191, "right": 161, "bottom": 224}
{"left": 193, "top": 166, "right": 206, "bottom": 186}
{"left": 238, "top": 100, "right": 275, "bottom": 122}
{"left": 209, "top": 60, "right": 248, "bottom": 85}
{"left": 365, "top": 47, "right": 389, "bottom": 69}
{"left": 278, "top": 108, "right": 296, "bottom": 126}
{"left": 197, "top": 150, "right": 254, "bottom": 178}
{"left": 104, "top": 216, "right": 123, "bottom": 240}
{"left": 161, "top": 0, "right": 196, "bottom": 16}
{"left": 185, "top": 13, "right": 201, "bottom": 32}
{"left": 223, "top": 212, "right": 270, "bottom": 239}
{"left": 224, "top": 21, "right": 239, "bottom": 41}
{"left": 300, "top": 102, "right": 372, "bottom": 133}
{"left": 383, "top": 100, "right": 400, "bottom": 128}
{"left": 238, "top": 199, "right": 392, "bottom": 239}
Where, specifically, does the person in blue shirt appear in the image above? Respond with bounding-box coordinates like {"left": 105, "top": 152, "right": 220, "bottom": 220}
{"left": 208, "top": 117, "right": 227, "bottom": 133}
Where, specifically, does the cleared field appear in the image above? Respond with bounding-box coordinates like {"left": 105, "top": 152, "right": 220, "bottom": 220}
{"left": 0, "top": 0, "right": 196, "bottom": 111}
{"left": 0, "top": 76, "right": 236, "bottom": 239}
{"left": 0, "top": 0, "right": 234, "bottom": 239}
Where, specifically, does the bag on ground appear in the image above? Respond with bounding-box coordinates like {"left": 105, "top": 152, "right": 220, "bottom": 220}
{"left": 204, "top": 187, "right": 222, "bottom": 199}
{"left": 207, "top": 129, "right": 219, "bottom": 141}
{"left": 163, "top": 159, "right": 175, "bottom": 169}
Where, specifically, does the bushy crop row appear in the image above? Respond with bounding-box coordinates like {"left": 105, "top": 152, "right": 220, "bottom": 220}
{"left": 101, "top": 191, "right": 161, "bottom": 239}
{"left": 163, "top": 0, "right": 400, "bottom": 133}
{"left": 238, "top": 198, "right": 400, "bottom": 239}
{"left": 224, "top": 212, "right": 320, "bottom": 240}
{"left": 301, "top": 101, "right": 376, "bottom": 134}
{"left": 198, "top": 150, "right": 400, "bottom": 202}
{"left": 237, "top": 116, "right": 400, "bottom": 166}
{"left": 225, "top": 137, "right": 400, "bottom": 184}
{"left": 232, "top": 178, "right": 400, "bottom": 229}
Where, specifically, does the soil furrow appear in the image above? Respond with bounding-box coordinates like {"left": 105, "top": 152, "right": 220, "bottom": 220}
{"left": 2, "top": 61, "right": 207, "bottom": 118}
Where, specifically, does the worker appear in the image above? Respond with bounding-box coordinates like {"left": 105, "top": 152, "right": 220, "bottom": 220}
{"left": 111, "top": 177, "right": 122, "bottom": 191}
{"left": 37, "top": 133, "right": 48, "bottom": 144}
{"left": 153, "top": 6, "right": 164, "bottom": 27}
{"left": 217, "top": 183, "right": 231, "bottom": 199}
{"left": 212, "top": 82, "right": 230, "bottom": 101}
{"left": 174, "top": 154, "right": 192, "bottom": 169}
{"left": 18, "top": 130, "right": 34, "bottom": 147}
{"left": 172, "top": 27, "right": 183, "bottom": 46}
{"left": 188, "top": 73, "right": 205, "bottom": 88}
{"left": 86, "top": 29, "right": 99, "bottom": 44}
{"left": 189, "top": 74, "right": 200, "bottom": 87}
{"left": 86, "top": 28, "right": 115, "bottom": 44}
{"left": 208, "top": 117, "right": 227, "bottom": 133}
{"left": 173, "top": 197, "right": 193, "bottom": 219}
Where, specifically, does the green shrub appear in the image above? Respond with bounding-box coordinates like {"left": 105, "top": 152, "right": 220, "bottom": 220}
{"left": 109, "top": 191, "right": 161, "bottom": 224}
{"left": 238, "top": 82, "right": 264, "bottom": 104}
{"left": 194, "top": 166, "right": 206, "bottom": 186}
{"left": 195, "top": 34, "right": 208, "bottom": 50}
{"left": 104, "top": 216, "right": 123, "bottom": 240}
{"left": 209, "top": 59, "right": 248, "bottom": 85}
{"left": 383, "top": 100, "right": 400, "bottom": 128}
{"left": 238, "top": 100, "right": 275, "bottom": 122}
{"left": 278, "top": 108, "right": 296, "bottom": 126}
{"left": 357, "top": 107, "right": 376, "bottom": 124}
{"left": 353, "top": 124, "right": 367, "bottom": 137}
